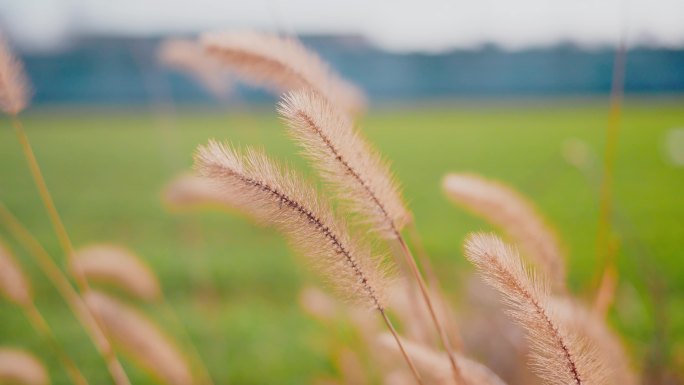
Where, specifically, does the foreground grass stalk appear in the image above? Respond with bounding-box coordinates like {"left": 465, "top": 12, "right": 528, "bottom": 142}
{"left": 0, "top": 202, "right": 131, "bottom": 385}
{"left": 594, "top": 39, "right": 626, "bottom": 291}
{"left": 394, "top": 233, "right": 463, "bottom": 385}
{"left": 406, "top": 222, "right": 463, "bottom": 350}
{"left": 22, "top": 302, "right": 89, "bottom": 385}
{"left": 10, "top": 118, "right": 90, "bottom": 290}
{"left": 380, "top": 309, "right": 425, "bottom": 385}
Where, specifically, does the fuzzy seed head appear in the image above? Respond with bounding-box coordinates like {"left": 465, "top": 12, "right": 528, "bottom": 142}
{"left": 72, "top": 245, "right": 161, "bottom": 301}
{"left": 201, "top": 31, "right": 365, "bottom": 114}
{"left": 279, "top": 89, "right": 409, "bottom": 238}
{"left": 0, "top": 348, "right": 49, "bottom": 385}
{"left": 0, "top": 241, "right": 32, "bottom": 306}
{"left": 444, "top": 173, "right": 565, "bottom": 288}
{"left": 85, "top": 291, "right": 193, "bottom": 385}
{"left": 464, "top": 233, "right": 606, "bottom": 385}
{"left": 0, "top": 36, "right": 29, "bottom": 115}
{"left": 194, "top": 140, "right": 391, "bottom": 309}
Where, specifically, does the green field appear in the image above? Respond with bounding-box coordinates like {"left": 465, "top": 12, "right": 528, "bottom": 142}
{"left": 1, "top": 99, "right": 683, "bottom": 384}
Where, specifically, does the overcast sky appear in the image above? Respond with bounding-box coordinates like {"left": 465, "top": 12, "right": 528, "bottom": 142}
{"left": 2, "top": 0, "right": 683, "bottom": 52}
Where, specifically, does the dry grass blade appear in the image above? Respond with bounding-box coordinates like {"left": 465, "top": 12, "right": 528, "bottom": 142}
{"left": 0, "top": 240, "right": 32, "bottom": 306}
{"left": 195, "top": 140, "right": 389, "bottom": 308}
{"left": 444, "top": 174, "right": 565, "bottom": 287}
{"left": 84, "top": 291, "right": 193, "bottom": 385}
{"left": 72, "top": 244, "right": 161, "bottom": 301}
{"left": 201, "top": 31, "right": 365, "bottom": 114}
{"left": 195, "top": 141, "right": 424, "bottom": 384}
{"left": 158, "top": 39, "right": 233, "bottom": 99}
{"left": 0, "top": 348, "right": 49, "bottom": 385}
{"left": 279, "top": 89, "right": 409, "bottom": 238}
{"left": 0, "top": 35, "right": 29, "bottom": 115}
{"left": 377, "top": 334, "right": 508, "bottom": 385}
{"left": 464, "top": 233, "right": 606, "bottom": 385}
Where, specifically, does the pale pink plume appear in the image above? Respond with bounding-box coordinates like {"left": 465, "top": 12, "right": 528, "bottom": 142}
{"left": 0, "top": 240, "right": 32, "bottom": 306}
{"left": 162, "top": 173, "right": 240, "bottom": 212}
{"left": 201, "top": 31, "right": 365, "bottom": 114}
{"left": 158, "top": 38, "right": 233, "bottom": 99}
{"left": 377, "top": 334, "right": 508, "bottom": 385}
{"left": 73, "top": 245, "right": 161, "bottom": 301}
{"left": 0, "top": 35, "right": 29, "bottom": 115}
{"left": 551, "top": 298, "right": 637, "bottom": 385}
{"left": 194, "top": 140, "right": 390, "bottom": 309}
{"left": 84, "top": 291, "right": 193, "bottom": 385}
{"left": 279, "top": 89, "right": 409, "bottom": 238}
{"left": 0, "top": 348, "right": 49, "bottom": 385}
{"left": 444, "top": 174, "right": 565, "bottom": 288}
{"left": 464, "top": 233, "right": 606, "bottom": 385}
{"left": 299, "top": 286, "right": 338, "bottom": 321}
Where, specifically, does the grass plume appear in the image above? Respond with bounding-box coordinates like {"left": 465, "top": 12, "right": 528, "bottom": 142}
{"left": 377, "top": 334, "right": 507, "bottom": 385}
{"left": 0, "top": 348, "right": 49, "bottom": 385}
{"left": 194, "top": 140, "right": 424, "bottom": 384}
{"left": 279, "top": 89, "right": 409, "bottom": 238}
{"left": 464, "top": 233, "right": 606, "bottom": 385}
{"left": 0, "top": 238, "right": 32, "bottom": 306}
{"left": 158, "top": 38, "right": 233, "bottom": 100}
{"left": 0, "top": 238, "right": 88, "bottom": 385}
{"left": 445, "top": 174, "right": 565, "bottom": 288}
{"left": 0, "top": 35, "right": 29, "bottom": 115}
{"left": 85, "top": 291, "right": 194, "bottom": 385}
{"left": 72, "top": 244, "right": 161, "bottom": 302}
{"left": 279, "top": 89, "right": 463, "bottom": 383}
{"left": 201, "top": 31, "right": 365, "bottom": 114}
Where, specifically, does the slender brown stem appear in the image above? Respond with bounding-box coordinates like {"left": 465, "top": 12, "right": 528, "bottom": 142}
{"left": 394, "top": 232, "right": 463, "bottom": 385}
{"left": 379, "top": 309, "right": 425, "bottom": 385}
{"left": 23, "top": 302, "right": 90, "bottom": 385}
{"left": 406, "top": 222, "right": 463, "bottom": 350}
{"left": 0, "top": 202, "right": 131, "bottom": 385}
{"left": 9, "top": 117, "right": 89, "bottom": 290}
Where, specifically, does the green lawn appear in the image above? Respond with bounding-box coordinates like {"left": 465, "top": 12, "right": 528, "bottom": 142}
{"left": 1, "top": 99, "right": 683, "bottom": 384}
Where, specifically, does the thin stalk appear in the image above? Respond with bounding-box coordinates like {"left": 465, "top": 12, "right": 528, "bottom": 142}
{"left": 406, "top": 222, "right": 463, "bottom": 350}
{"left": 23, "top": 302, "right": 90, "bottom": 385}
{"left": 594, "top": 37, "right": 627, "bottom": 289}
{"left": 159, "top": 297, "right": 215, "bottom": 385}
{"left": 394, "top": 232, "right": 463, "bottom": 385}
{"left": 379, "top": 309, "right": 425, "bottom": 385}
{"left": 0, "top": 202, "right": 131, "bottom": 385}
{"left": 10, "top": 117, "right": 88, "bottom": 289}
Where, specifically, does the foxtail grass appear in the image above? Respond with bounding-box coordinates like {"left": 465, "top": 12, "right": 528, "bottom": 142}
{"left": 444, "top": 173, "right": 565, "bottom": 290}
{"left": 0, "top": 38, "right": 131, "bottom": 385}
{"left": 0, "top": 202, "right": 130, "bottom": 385}
{"left": 158, "top": 38, "right": 233, "bottom": 100}
{"left": 1, "top": 239, "right": 88, "bottom": 385}
{"left": 279, "top": 89, "right": 463, "bottom": 384}
{"left": 0, "top": 348, "right": 49, "bottom": 385}
{"left": 465, "top": 233, "right": 607, "bottom": 385}
{"left": 377, "top": 334, "right": 507, "bottom": 385}
{"left": 85, "top": 291, "right": 194, "bottom": 385}
{"left": 194, "top": 141, "right": 424, "bottom": 384}
{"left": 72, "top": 245, "right": 162, "bottom": 302}
{"left": 201, "top": 31, "right": 365, "bottom": 114}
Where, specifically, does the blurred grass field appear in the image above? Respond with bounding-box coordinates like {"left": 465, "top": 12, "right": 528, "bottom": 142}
{"left": 1, "top": 99, "right": 683, "bottom": 384}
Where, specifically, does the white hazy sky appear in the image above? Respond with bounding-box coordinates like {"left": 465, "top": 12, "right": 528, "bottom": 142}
{"left": 2, "top": 0, "right": 683, "bottom": 52}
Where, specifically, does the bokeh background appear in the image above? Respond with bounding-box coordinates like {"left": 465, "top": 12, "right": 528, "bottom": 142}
{"left": 1, "top": 1, "right": 683, "bottom": 384}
